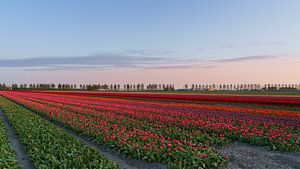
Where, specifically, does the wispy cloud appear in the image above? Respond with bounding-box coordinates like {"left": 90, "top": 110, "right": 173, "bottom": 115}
{"left": 122, "top": 49, "right": 175, "bottom": 56}
{"left": 0, "top": 53, "right": 280, "bottom": 71}
{"left": 213, "top": 55, "right": 277, "bottom": 63}
{"left": 197, "top": 42, "right": 285, "bottom": 51}
{"left": 0, "top": 53, "right": 188, "bottom": 70}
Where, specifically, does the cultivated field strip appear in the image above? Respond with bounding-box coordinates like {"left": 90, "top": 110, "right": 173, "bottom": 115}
{"left": 33, "top": 91, "right": 300, "bottom": 105}
{"left": 2, "top": 91, "right": 300, "bottom": 169}
{"left": 1, "top": 91, "right": 299, "bottom": 169}
{"left": 6, "top": 91, "right": 300, "bottom": 148}
{"left": 0, "top": 109, "right": 34, "bottom": 169}
{"left": 2, "top": 92, "right": 226, "bottom": 168}
{"left": 0, "top": 110, "right": 20, "bottom": 169}
{"left": 0, "top": 96, "right": 119, "bottom": 169}
{"left": 19, "top": 92, "right": 300, "bottom": 128}
{"left": 5, "top": 95, "right": 168, "bottom": 169}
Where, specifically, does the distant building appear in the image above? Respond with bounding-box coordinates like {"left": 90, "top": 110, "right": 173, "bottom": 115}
{"left": 5, "top": 87, "right": 12, "bottom": 90}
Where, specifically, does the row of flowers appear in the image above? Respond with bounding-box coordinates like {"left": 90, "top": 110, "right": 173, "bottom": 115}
{"left": 0, "top": 96, "right": 119, "bottom": 169}
{"left": 5, "top": 92, "right": 300, "bottom": 150}
{"left": 1, "top": 91, "right": 299, "bottom": 168}
{"left": 1, "top": 91, "right": 226, "bottom": 168}
{"left": 12, "top": 91, "right": 300, "bottom": 123}
{"left": 32, "top": 91, "right": 300, "bottom": 105}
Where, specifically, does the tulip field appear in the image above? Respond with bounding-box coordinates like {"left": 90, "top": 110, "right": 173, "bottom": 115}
{"left": 0, "top": 91, "right": 299, "bottom": 169}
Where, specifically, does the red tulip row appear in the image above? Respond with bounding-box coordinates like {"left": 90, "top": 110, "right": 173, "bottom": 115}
{"left": 10, "top": 91, "right": 300, "bottom": 127}
{"left": 11, "top": 91, "right": 300, "bottom": 119}
{"left": 1, "top": 91, "right": 225, "bottom": 168}
{"left": 4, "top": 91, "right": 300, "bottom": 150}
{"left": 32, "top": 91, "right": 300, "bottom": 105}
{"left": 1, "top": 91, "right": 299, "bottom": 168}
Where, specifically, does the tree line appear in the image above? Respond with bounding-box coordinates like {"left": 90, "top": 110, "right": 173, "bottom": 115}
{"left": 0, "top": 83, "right": 175, "bottom": 91}
{"left": 184, "top": 83, "right": 300, "bottom": 91}
{"left": 0, "top": 83, "right": 299, "bottom": 91}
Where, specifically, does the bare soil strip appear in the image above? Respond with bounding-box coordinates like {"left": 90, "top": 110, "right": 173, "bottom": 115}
{"left": 0, "top": 110, "right": 35, "bottom": 169}
{"left": 217, "top": 142, "right": 300, "bottom": 169}
{"left": 7, "top": 99, "right": 167, "bottom": 169}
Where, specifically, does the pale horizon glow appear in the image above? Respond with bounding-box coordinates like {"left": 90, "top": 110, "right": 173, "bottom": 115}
{"left": 0, "top": 0, "right": 300, "bottom": 85}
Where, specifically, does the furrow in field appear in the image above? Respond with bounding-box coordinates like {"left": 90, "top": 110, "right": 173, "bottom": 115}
{"left": 0, "top": 110, "right": 21, "bottom": 169}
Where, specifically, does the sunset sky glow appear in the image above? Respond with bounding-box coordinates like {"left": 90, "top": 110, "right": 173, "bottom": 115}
{"left": 0, "top": 0, "right": 300, "bottom": 86}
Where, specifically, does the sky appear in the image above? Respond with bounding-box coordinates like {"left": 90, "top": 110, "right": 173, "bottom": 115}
{"left": 0, "top": 0, "right": 300, "bottom": 87}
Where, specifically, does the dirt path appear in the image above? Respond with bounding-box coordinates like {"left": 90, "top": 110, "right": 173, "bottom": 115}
{"left": 217, "top": 142, "right": 300, "bottom": 169}
{"left": 0, "top": 110, "right": 35, "bottom": 169}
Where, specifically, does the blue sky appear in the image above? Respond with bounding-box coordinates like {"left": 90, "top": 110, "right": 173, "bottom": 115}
{"left": 0, "top": 0, "right": 299, "bottom": 85}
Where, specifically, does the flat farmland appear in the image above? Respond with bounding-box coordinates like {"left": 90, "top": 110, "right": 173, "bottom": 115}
{"left": 0, "top": 91, "right": 299, "bottom": 169}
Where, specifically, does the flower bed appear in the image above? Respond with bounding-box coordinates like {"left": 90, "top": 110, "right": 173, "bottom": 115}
{"left": 0, "top": 96, "right": 118, "bottom": 169}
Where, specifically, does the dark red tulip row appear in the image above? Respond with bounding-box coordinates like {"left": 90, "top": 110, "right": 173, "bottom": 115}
{"left": 30, "top": 90, "right": 300, "bottom": 105}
